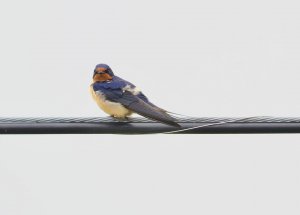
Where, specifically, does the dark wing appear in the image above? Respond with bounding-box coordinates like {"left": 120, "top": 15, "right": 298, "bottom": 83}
{"left": 136, "top": 92, "right": 171, "bottom": 113}
{"left": 101, "top": 88, "right": 180, "bottom": 127}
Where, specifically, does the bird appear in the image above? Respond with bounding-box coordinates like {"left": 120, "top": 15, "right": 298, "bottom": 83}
{"left": 90, "top": 64, "right": 180, "bottom": 127}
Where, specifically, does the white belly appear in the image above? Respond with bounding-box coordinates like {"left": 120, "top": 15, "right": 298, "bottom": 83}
{"left": 90, "top": 86, "right": 132, "bottom": 118}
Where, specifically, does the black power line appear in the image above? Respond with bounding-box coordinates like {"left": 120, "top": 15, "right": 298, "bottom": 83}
{"left": 1, "top": 116, "right": 300, "bottom": 134}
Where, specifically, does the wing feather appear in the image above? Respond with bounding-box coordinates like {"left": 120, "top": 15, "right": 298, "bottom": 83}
{"left": 93, "top": 82, "right": 180, "bottom": 127}
{"left": 121, "top": 92, "right": 180, "bottom": 127}
{"left": 102, "top": 89, "right": 179, "bottom": 127}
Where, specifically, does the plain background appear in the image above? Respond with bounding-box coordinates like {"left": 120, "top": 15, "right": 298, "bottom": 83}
{"left": 1, "top": 0, "right": 300, "bottom": 214}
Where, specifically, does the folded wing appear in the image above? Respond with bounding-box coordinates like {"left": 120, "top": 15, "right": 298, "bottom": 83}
{"left": 98, "top": 87, "right": 180, "bottom": 127}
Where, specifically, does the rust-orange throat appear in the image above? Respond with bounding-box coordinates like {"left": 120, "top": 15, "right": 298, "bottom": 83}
{"left": 93, "top": 73, "right": 112, "bottom": 83}
{"left": 93, "top": 67, "right": 113, "bottom": 83}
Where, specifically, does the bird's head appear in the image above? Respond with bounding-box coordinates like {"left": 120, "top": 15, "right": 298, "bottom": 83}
{"left": 93, "top": 64, "right": 114, "bottom": 82}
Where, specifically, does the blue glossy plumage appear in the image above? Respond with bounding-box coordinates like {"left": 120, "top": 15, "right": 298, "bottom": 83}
{"left": 93, "top": 76, "right": 134, "bottom": 90}
{"left": 93, "top": 76, "right": 156, "bottom": 107}
{"left": 92, "top": 76, "right": 140, "bottom": 106}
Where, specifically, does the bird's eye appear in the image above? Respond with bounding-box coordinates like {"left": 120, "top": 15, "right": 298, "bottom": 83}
{"left": 96, "top": 67, "right": 107, "bottom": 72}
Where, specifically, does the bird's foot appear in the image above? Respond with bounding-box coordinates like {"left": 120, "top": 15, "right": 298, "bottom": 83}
{"left": 110, "top": 115, "right": 131, "bottom": 122}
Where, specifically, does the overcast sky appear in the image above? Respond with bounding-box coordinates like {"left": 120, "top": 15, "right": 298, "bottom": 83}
{"left": 1, "top": 0, "right": 300, "bottom": 214}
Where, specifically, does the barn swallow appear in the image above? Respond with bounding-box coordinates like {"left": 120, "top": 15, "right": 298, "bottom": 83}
{"left": 90, "top": 64, "right": 180, "bottom": 127}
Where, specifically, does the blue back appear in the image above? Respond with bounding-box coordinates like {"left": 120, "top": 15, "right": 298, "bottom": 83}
{"left": 93, "top": 76, "right": 151, "bottom": 106}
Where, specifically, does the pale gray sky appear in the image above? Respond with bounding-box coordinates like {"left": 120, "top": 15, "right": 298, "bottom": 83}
{"left": 1, "top": 0, "right": 300, "bottom": 214}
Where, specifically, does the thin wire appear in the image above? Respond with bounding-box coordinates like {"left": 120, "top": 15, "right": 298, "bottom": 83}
{"left": 162, "top": 116, "right": 264, "bottom": 134}
{"left": 166, "top": 111, "right": 194, "bottom": 118}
